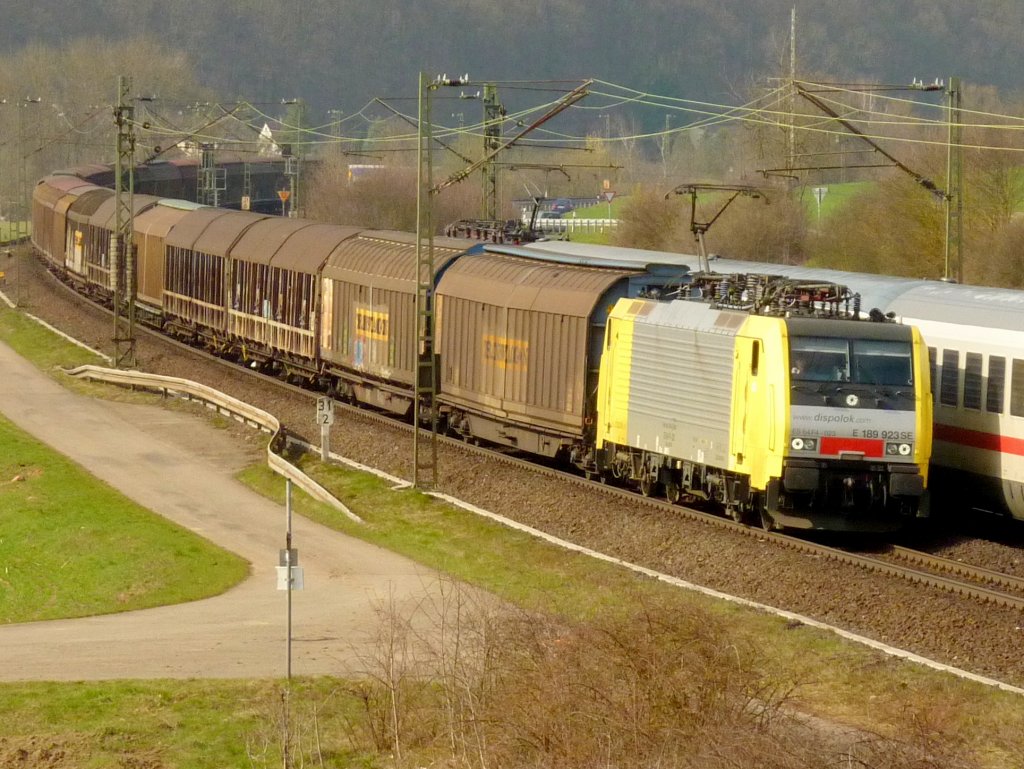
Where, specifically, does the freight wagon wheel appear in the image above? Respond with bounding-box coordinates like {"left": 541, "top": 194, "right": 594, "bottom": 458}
{"left": 664, "top": 481, "right": 682, "bottom": 505}
{"left": 639, "top": 476, "right": 659, "bottom": 497}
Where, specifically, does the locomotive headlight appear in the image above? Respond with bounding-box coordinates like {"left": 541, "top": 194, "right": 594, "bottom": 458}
{"left": 790, "top": 437, "right": 816, "bottom": 452}
{"left": 791, "top": 437, "right": 804, "bottom": 451}
{"left": 886, "top": 442, "right": 913, "bottom": 456}
{"left": 804, "top": 438, "right": 816, "bottom": 451}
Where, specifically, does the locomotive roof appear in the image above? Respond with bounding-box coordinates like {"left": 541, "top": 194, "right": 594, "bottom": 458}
{"left": 709, "top": 257, "right": 1024, "bottom": 332}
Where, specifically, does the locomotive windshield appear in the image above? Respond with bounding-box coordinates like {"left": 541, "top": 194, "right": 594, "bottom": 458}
{"left": 790, "top": 336, "right": 913, "bottom": 386}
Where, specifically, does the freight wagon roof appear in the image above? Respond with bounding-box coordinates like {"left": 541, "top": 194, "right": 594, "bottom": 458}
{"left": 322, "top": 232, "right": 467, "bottom": 291}
{"left": 230, "top": 218, "right": 319, "bottom": 265}
{"left": 33, "top": 176, "right": 97, "bottom": 207}
{"left": 54, "top": 163, "right": 112, "bottom": 183}
{"left": 134, "top": 203, "right": 196, "bottom": 240}
{"left": 268, "top": 224, "right": 363, "bottom": 273}
{"left": 65, "top": 188, "right": 114, "bottom": 221}
{"left": 88, "top": 194, "right": 162, "bottom": 228}
{"left": 484, "top": 242, "right": 699, "bottom": 282}
{"left": 230, "top": 219, "right": 362, "bottom": 272}
{"left": 164, "top": 208, "right": 259, "bottom": 252}
{"left": 709, "top": 257, "right": 1024, "bottom": 332}
{"left": 156, "top": 199, "right": 206, "bottom": 211}
{"left": 438, "top": 253, "right": 637, "bottom": 316}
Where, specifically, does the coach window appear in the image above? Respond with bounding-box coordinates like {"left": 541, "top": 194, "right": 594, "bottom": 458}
{"left": 963, "top": 353, "right": 983, "bottom": 410}
{"left": 939, "top": 349, "right": 959, "bottom": 407}
{"left": 987, "top": 356, "right": 1006, "bottom": 414}
{"left": 1011, "top": 359, "right": 1024, "bottom": 418}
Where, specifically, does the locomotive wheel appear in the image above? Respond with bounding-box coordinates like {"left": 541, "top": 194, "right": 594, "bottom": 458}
{"left": 639, "top": 476, "right": 658, "bottom": 497}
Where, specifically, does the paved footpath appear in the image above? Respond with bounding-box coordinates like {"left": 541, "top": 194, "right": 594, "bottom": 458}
{"left": 0, "top": 340, "right": 444, "bottom": 681}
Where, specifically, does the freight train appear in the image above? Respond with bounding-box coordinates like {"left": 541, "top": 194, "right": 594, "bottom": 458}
{"left": 29, "top": 168, "right": 933, "bottom": 531}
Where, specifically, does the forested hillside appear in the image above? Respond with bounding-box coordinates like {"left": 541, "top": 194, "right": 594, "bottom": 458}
{"left": 1, "top": 0, "right": 1022, "bottom": 115}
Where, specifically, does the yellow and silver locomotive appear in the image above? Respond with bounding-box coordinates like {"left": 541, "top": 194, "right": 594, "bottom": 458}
{"left": 593, "top": 273, "right": 933, "bottom": 531}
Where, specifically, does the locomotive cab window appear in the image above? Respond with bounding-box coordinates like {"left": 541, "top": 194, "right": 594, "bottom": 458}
{"left": 789, "top": 337, "right": 849, "bottom": 382}
{"left": 789, "top": 336, "right": 912, "bottom": 385}
{"left": 851, "top": 339, "right": 913, "bottom": 386}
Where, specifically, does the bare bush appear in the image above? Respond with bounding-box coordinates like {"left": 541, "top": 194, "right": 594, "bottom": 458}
{"left": 614, "top": 186, "right": 687, "bottom": 252}
{"left": 340, "top": 579, "right": 987, "bottom": 769}
{"left": 305, "top": 156, "right": 481, "bottom": 233}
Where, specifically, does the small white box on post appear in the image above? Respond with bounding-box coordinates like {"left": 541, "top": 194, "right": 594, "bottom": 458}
{"left": 315, "top": 396, "right": 335, "bottom": 461}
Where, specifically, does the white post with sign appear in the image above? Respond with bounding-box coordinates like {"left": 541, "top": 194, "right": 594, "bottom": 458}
{"left": 812, "top": 186, "right": 828, "bottom": 227}
{"left": 602, "top": 190, "right": 616, "bottom": 221}
{"left": 315, "top": 396, "right": 335, "bottom": 462}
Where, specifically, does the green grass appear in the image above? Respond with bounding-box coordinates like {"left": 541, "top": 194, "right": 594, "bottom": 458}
{"left": 802, "top": 180, "right": 874, "bottom": 220}
{"left": 0, "top": 678, "right": 374, "bottom": 768}
{"left": 0, "top": 412, "right": 249, "bottom": 622}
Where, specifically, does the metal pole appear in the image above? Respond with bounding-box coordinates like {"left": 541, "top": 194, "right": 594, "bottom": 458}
{"left": 283, "top": 477, "right": 293, "bottom": 769}
{"left": 285, "top": 477, "right": 292, "bottom": 681}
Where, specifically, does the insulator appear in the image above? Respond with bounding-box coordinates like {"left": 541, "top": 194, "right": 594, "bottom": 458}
{"left": 853, "top": 293, "right": 861, "bottom": 317}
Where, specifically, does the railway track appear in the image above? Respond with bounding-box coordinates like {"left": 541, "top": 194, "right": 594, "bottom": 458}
{"left": 24, "top": 251, "right": 1024, "bottom": 616}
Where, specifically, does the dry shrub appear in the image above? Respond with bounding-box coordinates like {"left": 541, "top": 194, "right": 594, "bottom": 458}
{"left": 348, "top": 580, "right": 988, "bottom": 769}
{"left": 613, "top": 187, "right": 687, "bottom": 252}
{"left": 305, "top": 156, "right": 481, "bottom": 233}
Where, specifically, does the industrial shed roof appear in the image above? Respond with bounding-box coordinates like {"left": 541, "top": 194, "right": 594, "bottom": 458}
{"left": 438, "top": 253, "right": 637, "bottom": 316}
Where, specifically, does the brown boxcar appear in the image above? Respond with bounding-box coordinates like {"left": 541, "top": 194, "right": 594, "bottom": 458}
{"left": 133, "top": 200, "right": 203, "bottom": 313}
{"left": 434, "top": 252, "right": 642, "bottom": 457}
{"left": 79, "top": 193, "right": 161, "bottom": 292}
{"left": 31, "top": 176, "right": 99, "bottom": 268}
{"left": 227, "top": 219, "right": 361, "bottom": 365}
{"left": 319, "top": 230, "right": 470, "bottom": 413}
{"left": 163, "top": 208, "right": 268, "bottom": 336}
{"left": 64, "top": 187, "right": 115, "bottom": 279}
